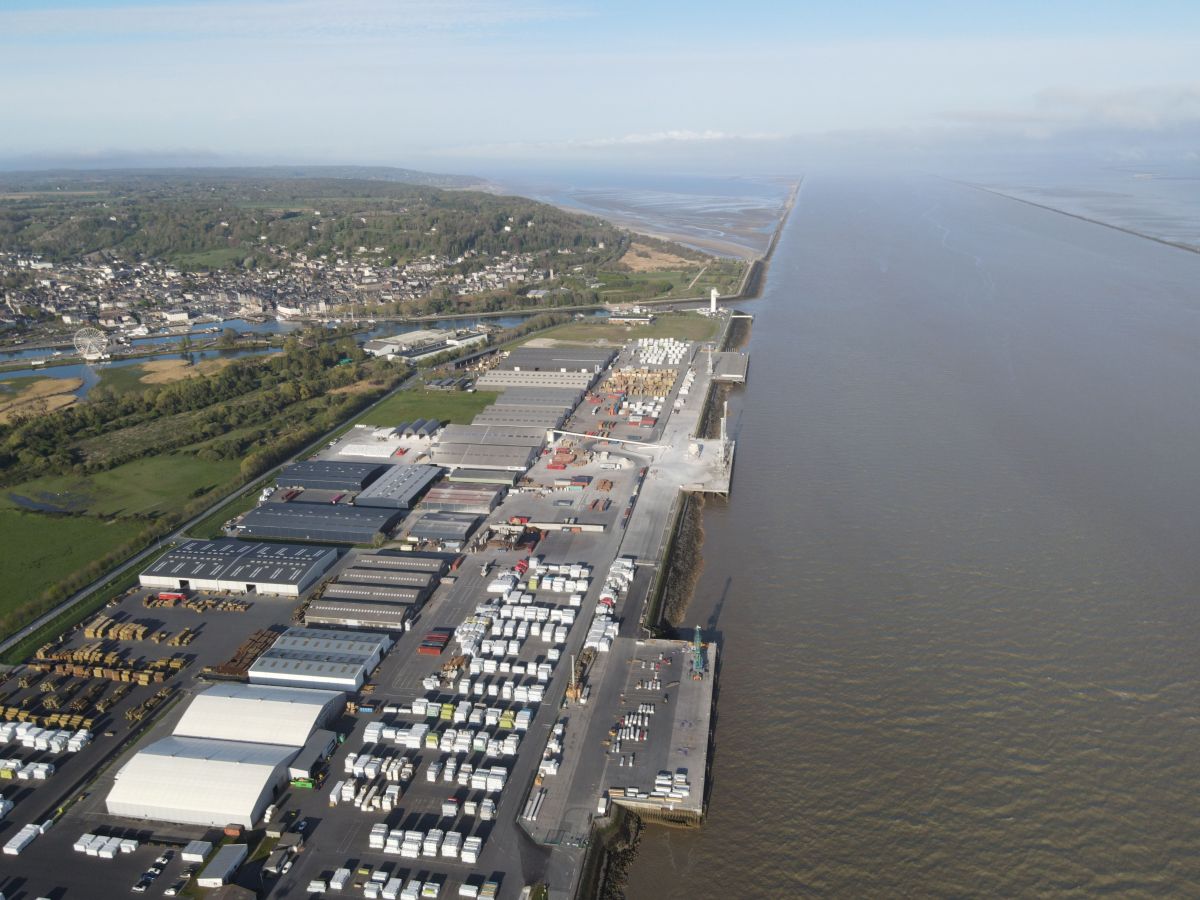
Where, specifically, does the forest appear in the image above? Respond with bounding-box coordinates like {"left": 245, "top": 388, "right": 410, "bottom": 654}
{"left": 0, "top": 168, "right": 626, "bottom": 270}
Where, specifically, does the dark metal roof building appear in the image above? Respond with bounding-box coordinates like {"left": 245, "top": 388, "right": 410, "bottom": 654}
{"left": 236, "top": 504, "right": 401, "bottom": 544}
{"left": 278, "top": 461, "right": 388, "bottom": 492}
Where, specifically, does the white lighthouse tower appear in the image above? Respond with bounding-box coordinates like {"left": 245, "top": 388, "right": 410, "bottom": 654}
{"left": 710, "top": 288, "right": 719, "bottom": 314}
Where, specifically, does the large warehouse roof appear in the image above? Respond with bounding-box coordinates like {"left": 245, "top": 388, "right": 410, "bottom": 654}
{"left": 106, "top": 736, "right": 296, "bottom": 828}
{"left": 429, "top": 443, "right": 539, "bottom": 471}
{"left": 350, "top": 551, "right": 448, "bottom": 573}
{"left": 337, "top": 567, "right": 438, "bottom": 589}
{"left": 306, "top": 600, "right": 415, "bottom": 630}
{"left": 248, "top": 628, "right": 391, "bottom": 689}
{"left": 471, "top": 406, "right": 567, "bottom": 429}
{"left": 268, "top": 627, "right": 391, "bottom": 657}
{"left": 422, "top": 483, "right": 505, "bottom": 514}
{"left": 140, "top": 540, "right": 337, "bottom": 591}
{"left": 446, "top": 468, "right": 519, "bottom": 486}
{"left": 236, "top": 504, "right": 402, "bottom": 543}
{"left": 437, "top": 424, "right": 545, "bottom": 447}
{"left": 174, "top": 683, "right": 343, "bottom": 748}
{"left": 475, "top": 370, "right": 596, "bottom": 390}
{"left": 324, "top": 583, "right": 428, "bottom": 604}
{"left": 407, "top": 510, "right": 480, "bottom": 542}
{"left": 353, "top": 464, "right": 442, "bottom": 510}
{"left": 495, "top": 387, "right": 584, "bottom": 407}
{"left": 278, "top": 460, "right": 387, "bottom": 491}
{"left": 496, "top": 346, "right": 615, "bottom": 372}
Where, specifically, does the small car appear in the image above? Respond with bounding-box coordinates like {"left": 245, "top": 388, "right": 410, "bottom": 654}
{"left": 164, "top": 881, "right": 186, "bottom": 897}
{"left": 295, "top": 818, "right": 309, "bottom": 833}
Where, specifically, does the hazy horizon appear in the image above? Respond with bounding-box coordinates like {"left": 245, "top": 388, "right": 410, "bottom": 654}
{"left": 2, "top": 1, "right": 1199, "bottom": 179}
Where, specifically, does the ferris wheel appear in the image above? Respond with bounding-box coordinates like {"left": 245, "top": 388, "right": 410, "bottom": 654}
{"left": 73, "top": 326, "right": 109, "bottom": 361}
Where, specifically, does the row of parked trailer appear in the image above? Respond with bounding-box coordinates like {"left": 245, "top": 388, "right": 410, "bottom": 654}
{"left": 311, "top": 869, "right": 498, "bottom": 898}
{"left": 0, "top": 722, "right": 93, "bottom": 754}
{"left": 367, "top": 824, "right": 487, "bottom": 863}
{"left": 72, "top": 832, "right": 139, "bottom": 858}
{"left": 0, "top": 758, "right": 54, "bottom": 781}
{"left": 2, "top": 818, "right": 53, "bottom": 856}
{"left": 383, "top": 700, "right": 537, "bottom": 733}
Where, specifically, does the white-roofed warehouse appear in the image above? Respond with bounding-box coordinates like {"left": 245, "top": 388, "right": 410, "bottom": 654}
{"left": 106, "top": 684, "right": 343, "bottom": 828}
{"left": 173, "top": 683, "right": 343, "bottom": 747}
{"left": 105, "top": 736, "right": 297, "bottom": 827}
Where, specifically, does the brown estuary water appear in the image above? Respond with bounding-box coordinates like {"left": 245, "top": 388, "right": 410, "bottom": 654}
{"left": 626, "top": 176, "right": 1200, "bottom": 897}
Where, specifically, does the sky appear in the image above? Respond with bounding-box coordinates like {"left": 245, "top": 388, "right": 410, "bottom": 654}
{"left": 1, "top": 0, "right": 1198, "bottom": 176}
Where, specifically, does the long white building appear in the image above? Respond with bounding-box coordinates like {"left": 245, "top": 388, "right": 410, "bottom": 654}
{"left": 106, "top": 684, "right": 343, "bottom": 827}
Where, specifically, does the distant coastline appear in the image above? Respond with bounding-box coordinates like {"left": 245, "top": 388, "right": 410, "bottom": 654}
{"left": 479, "top": 178, "right": 780, "bottom": 261}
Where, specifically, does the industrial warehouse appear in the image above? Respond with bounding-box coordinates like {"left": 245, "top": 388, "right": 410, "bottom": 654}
{"left": 304, "top": 599, "right": 414, "bottom": 631}
{"left": 235, "top": 503, "right": 403, "bottom": 543}
{"left": 350, "top": 551, "right": 448, "bottom": 573}
{"left": 277, "top": 460, "right": 387, "bottom": 492}
{"left": 337, "top": 567, "right": 440, "bottom": 591}
{"left": 247, "top": 627, "right": 391, "bottom": 691}
{"left": 139, "top": 539, "right": 338, "bottom": 596}
{"left": 421, "top": 483, "right": 506, "bottom": 514}
{"left": 429, "top": 423, "right": 546, "bottom": 471}
{"left": 404, "top": 510, "right": 481, "bottom": 546}
{"left": 105, "top": 684, "right": 343, "bottom": 827}
{"left": 352, "top": 463, "right": 442, "bottom": 509}
{"left": 475, "top": 346, "right": 616, "bottom": 391}
{"left": 495, "top": 346, "right": 616, "bottom": 373}
{"left": 301, "top": 551, "right": 449, "bottom": 630}
{"left": 334, "top": 420, "right": 443, "bottom": 461}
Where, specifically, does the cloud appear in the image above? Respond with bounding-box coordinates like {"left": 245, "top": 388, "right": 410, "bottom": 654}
{"left": 940, "top": 83, "right": 1200, "bottom": 136}
{"left": 576, "top": 130, "right": 784, "bottom": 147}
{"left": 435, "top": 130, "right": 786, "bottom": 159}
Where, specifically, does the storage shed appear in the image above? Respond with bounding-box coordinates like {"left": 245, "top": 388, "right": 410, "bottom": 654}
{"left": 197, "top": 843, "right": 249, "bottom": 888}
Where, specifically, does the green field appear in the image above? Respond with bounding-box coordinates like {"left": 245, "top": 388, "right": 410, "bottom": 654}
{"left": 521, "top": 314, "right": 720, "bottom": 345}
{"left": 348, "top": 387, "right": 499, "bottom": 429}
{"left": 2, "top": 453, "right": 239, "bottom": 519}
{"left": 185, "top": 484, "right": 261, "bottom": 539}
{"left": 0, "top": 508, "right": 143, "bottom": 621}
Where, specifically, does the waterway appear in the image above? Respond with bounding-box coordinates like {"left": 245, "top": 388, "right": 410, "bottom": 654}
{"left": 0, "top": 348, "right": 276, "bottom": 399}
{"left": 627, "top": 175, "right": 1200, "bottom": 896}
{"left": 0, "top": 312, "right": 554, "bottom": 396}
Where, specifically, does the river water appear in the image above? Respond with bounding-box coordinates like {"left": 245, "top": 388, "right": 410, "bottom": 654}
{"left": 627, "top": 176, "right": 1200, "bottom": 897}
